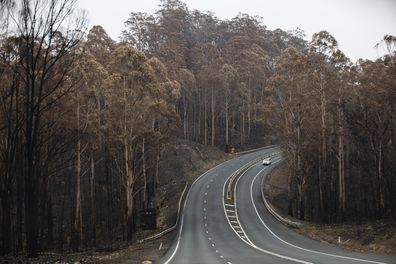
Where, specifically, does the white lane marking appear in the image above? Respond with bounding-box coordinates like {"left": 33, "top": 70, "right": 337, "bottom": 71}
{"left": 209, "top": 237, "right": 212, "bottom": 240}
{"left": 250, "top": 165, "right": 388, "bottom": 264}
{"left": 226, "top": 209, "right": 235, "bottom": 212}
{"left": 212, "top": 243, "right": 215, "bottom": 247}
{"left": 230, "top": 220, "right": 238, "bottom": 224}
{"left": 204, "top": 216, "right": 207, "bottom": 220}
{"left": 220, "top": 255, "right": 224, "bottom": 258}
{"left": 205, "top": 223, "right": 207, "bottom": 227}
{"left": 163, "top": 159, "right": 234, "bottom": 264}
{"left": 205, "top": 192, "right": 208, "bottom": 195}
{"left": 159, "top": 242, "right": 163, "bottom": 250}
{"left": 222, "top": 163, "right": 258, "bottom": 247}
{"left": 204, "top": 208, "right": 206, "bottom": 211}
{"left": 204, "top": 200, "right": 207, "bottom": 203}
{"left": 225, "top": 203, "right": 235, "bottom": 207}
{"left": 216, "top": 249, "right": 219, "bottom": 253}
{"left": 227, "top": 262, "right": 232, "bottom": 264}
{"left": 233, "top": 167, "right": 259, "bottom": 245}
{"left": 206, "top": 230, "right": 209, "bottom": 234}
{"left": 223, "top": 159, "right": 312, "bottom": 264}
{"left": 163, "top": 196, "right": 186, "bottom": 264}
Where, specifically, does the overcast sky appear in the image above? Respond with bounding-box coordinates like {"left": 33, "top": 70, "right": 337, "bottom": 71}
{"left": 78, "top": 0, "right": 396, "bottom": 62}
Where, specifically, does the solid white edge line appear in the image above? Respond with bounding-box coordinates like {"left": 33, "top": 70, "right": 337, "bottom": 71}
{"left": 163, "top": 191, "right": 187, "bottom": 264}
{"left": 234, "top": 163, "right": 313, "bottom": 264}
{"left": 252, "top": 161, "right": 389, "bottom": 264}
{"left": 222, "top": 165, "right": 256, "bottom": 246}
{"left": 233, "top": 168, "right": 257, "bottom": 245}
{"left": 222, "top": 153, "right": 313, "bottom": 264}
{"left": 162, "top": 159, "right": 234, "bottom": 264}
{"left": 138, "top": 183, "right": 188, "bottom": 243}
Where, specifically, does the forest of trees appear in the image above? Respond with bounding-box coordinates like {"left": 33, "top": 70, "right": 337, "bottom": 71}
{"left": 0, "top": 0, "right": 395, "bottom": 257}
{"left": 268, "top": 32, "right": 396, "bottom": 223}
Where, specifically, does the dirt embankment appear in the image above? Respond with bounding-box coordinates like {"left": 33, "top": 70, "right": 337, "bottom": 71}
{"left": 265, "top": 165, "right": 396, "bottom": 255}
{"left": 264, "top": 165, "right": 290, "bottom": 217}
{"left": 152, "top": 139, "right": 228, "bottom": 234}
{"left": 0, "top": 140, "right": 228, "bottom": 264}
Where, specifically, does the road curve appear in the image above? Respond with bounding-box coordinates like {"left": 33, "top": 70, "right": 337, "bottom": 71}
{"left": 156, "top": 147, "right": 395, "bottom": 264}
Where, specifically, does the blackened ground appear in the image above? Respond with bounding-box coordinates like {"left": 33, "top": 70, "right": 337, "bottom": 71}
{"left": 0, "top": 140, "right": 228, "bottom": 264}
{"left": 264, "top": 164, "right": 396, "bottom": 255}
{"left": 152, "top": 139, "right": 228, "bottom": 232}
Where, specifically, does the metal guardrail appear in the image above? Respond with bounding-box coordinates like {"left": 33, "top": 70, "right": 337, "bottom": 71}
{"left": 225, "top": 157, "right": 261, "bottom": 200}
{"left": 138, "top": 145, "right": 283, "bottom": 243}
{"left": 235, "top": 145, "right": 277, "bottom": 156}
{"left": 260, "top": 162, "right": 301, "bottom": 228}
{"left": 225, "top": 148, "right": 281, "bottom": 201}
{"left": 138, "top": 182, "right": 188, "bottom": 243}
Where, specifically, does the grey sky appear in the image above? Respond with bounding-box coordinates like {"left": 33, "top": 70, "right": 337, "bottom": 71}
{"left": 78, "top": 0, "right": 396, "bottom": 62}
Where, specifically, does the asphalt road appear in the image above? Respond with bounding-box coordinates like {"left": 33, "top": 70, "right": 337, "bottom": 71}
{"left": 156, "top": 147, "right": 395, "bottom": 264}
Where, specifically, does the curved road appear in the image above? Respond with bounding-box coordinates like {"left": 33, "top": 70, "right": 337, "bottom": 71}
{"left": 156, "top": 147, "right": 395, "bottom": 264}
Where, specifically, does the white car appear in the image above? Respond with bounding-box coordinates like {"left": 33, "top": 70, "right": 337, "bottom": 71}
{"left": 262, "top": 158, "right": 271, "bottom": 165}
